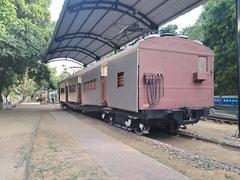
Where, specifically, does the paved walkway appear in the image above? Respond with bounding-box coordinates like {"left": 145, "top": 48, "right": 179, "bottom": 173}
{"left": 51, "top": 110, "right": 188, "bottom": 180}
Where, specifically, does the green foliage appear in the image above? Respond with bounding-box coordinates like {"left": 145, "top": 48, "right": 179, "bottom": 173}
{"left": 0, "top": 0, "right": 55, "bottom": 104}
{"left": 159, "top": 24, "right": 178, "bottom": 35}
{"left": 14, "top": 70, "right": 37, "bottom": 98}
{"left": 58, "top": 71, "right": 71, "bottom": 82}
{"left": 48, "top": 67, "right": 61, "bottom": 90}
{"left": 181, "top": 23, "right": 204, "bottom": 42}
{"left": 48, "top": 67, "right": 71, "bottom": 90}
{"left": 183, "top": 0, "right": 237, "bottom": 95}
{"left": 202, "top": 0, "right": 236, "bottom": 95}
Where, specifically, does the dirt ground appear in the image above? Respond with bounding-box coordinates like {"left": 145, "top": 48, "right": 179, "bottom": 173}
{"left": 0, "top": 105, "right": 112, "bottom": 180}
{"left": 184, "top": 120, "right": 240, "bottom": 145}
{"left": 0, "top": 106, "right": 38, "bottom": 180}
{"left": 70, "top": 111, "right": 240, "bottom": 180}
{"left": 29, "top": 110, "right": 113, "bottom": 180}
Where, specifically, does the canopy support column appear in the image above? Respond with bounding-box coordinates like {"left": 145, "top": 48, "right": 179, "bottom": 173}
{"left": 236, "top": 0, "right": 240, "bottom": 137}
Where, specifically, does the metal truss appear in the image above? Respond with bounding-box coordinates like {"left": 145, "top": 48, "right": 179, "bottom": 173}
{"left": 48, "top": 46, "right": 100, "bottom": 60}
{"left": 55, "top": 32, "right": 120, "bottom": 49}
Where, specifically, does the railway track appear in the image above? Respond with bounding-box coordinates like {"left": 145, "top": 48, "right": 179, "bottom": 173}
{"left": 121, "top": 124, "right": 240, "bottom": 150}
{"left": 101, "top": 121, "right": 240, "bottom": 174}
{"left": 94, "top": 112, "right": 240, "bottom": 150}
{"left": 177, "top": 130, "right": 240, "bottom": 150}
{"left": 75, "top": 111, "right": 240, "bottom": 150}
{"left": 111, "top": 118, "right": 240, "bottom": 150}
{"left": 204, "top": 114, "right": 238, "bottom": 124}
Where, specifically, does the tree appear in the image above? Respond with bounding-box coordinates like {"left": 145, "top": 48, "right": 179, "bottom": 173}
{"left": 183, "top": 0, "right": 236, "bottom": 95}
{"left": 181, "top": 23, "right": 204, "bottom": 42}
{"left": 48, "top": 67, "right": 71, "bottom": 90}
{"left": 48, "top": 67, "right": 60, "bottom": 90}
{"left": 0, "top": 0, "right": 54, "bottom": 108}
{"left": 202, "top": 0, "right": 236, "bottom": 95}
{"left": 159, "top": 24, "right": 178, "bottom": 36}
{"left": 1, "top": 71, "right": 17, "bottom": 108}
{"left": 14, "top": 71, "right": 37, "bottom": 99}
{"left": 58, "top": 71, "right": 71, "bottom": 82}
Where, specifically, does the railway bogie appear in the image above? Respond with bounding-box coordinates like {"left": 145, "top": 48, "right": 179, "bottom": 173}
{"left": 59, "top": 36, "right": 214, "bottom": 135}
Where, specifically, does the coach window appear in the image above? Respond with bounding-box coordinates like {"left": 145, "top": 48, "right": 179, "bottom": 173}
{"left": 69, "top": 84, "right": 76, "bottom": 93}
{"left": 60, "top": 88, "right": 65, "bottom": 94}
{"left": 198, "top": 56, "right": 208, "bottom": 72}
{"left": 84, "top": 79, "right": 97, "bottom": 92}
{"left": 117, "top": 72, "right": 124, "bottom": 88}
{"left": 101, "top": 64, "right": 108, "bottom": 76}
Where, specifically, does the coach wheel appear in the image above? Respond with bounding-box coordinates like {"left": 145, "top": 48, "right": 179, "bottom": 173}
{"left": 108, "top": 115, "right": 114, "bottom": 125}
{"left": 101, "top": 113, "right": 105, "bottom": 120}
{"left": 168, "top": 120, "right": 179, "bottom": 135}
{"left": 133, "top": 123, "right": 150, "bottom": 136}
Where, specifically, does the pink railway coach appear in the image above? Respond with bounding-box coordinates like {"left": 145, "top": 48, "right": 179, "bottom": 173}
{"left": 59, "top": 35, "right": 214, "bottom": 135}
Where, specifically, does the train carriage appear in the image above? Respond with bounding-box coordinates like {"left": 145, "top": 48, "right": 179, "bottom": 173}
{"left": 59, "top": 81, "right": 67, "bottom": 103}
{"left": 59, "top": 35, "right": 214, "bottom": 135}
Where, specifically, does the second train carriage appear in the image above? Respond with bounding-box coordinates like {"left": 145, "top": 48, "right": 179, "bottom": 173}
{"left": 59, "top": 35, "right": 214, "bottom": 135}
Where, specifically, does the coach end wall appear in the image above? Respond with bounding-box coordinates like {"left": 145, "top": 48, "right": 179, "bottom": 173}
{"left": 107, "top": 51, "right": 138, "bottom": 112}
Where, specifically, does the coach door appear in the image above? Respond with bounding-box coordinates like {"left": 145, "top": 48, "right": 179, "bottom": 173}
{"left": 65, "top": 86, "right": 68, "bottom": 102}
{"left": 78, "top": 83, "right": 82, "bottom": 103}
{"left": 101, "top": 64, "right": 108, "bottom": 106}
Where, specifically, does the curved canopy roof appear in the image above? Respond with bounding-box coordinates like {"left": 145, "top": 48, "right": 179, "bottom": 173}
{"left": 45, "top": 0, "right": 204, "bottom": 66}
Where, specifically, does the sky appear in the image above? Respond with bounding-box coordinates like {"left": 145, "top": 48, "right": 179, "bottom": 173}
{"left": 49, "top": 0, "right": 65, "bottom": 22}
{"left": 48, "top": 0, "right": 203, "bottom": 74}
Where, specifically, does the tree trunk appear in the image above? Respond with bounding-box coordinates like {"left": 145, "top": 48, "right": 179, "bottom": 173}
{"left": 12, "top": 96, "right": 26, "bottom": 108}
{"left": 5, "top": 95, "right": 8, "bottom": 109}
{"left": 0, "top": 90, "right": 3, "bottom": 110}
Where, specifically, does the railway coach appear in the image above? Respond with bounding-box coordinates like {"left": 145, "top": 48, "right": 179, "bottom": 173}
{"left": 59, "top": 35, "right": 214, "bottom": 135}
{"left": 214, "top": 96, "right": 238, "bottom": 106}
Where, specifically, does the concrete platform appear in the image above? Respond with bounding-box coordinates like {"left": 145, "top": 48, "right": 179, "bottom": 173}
{"left": 51, "top": 110, "right": 188, "bottom": 180}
